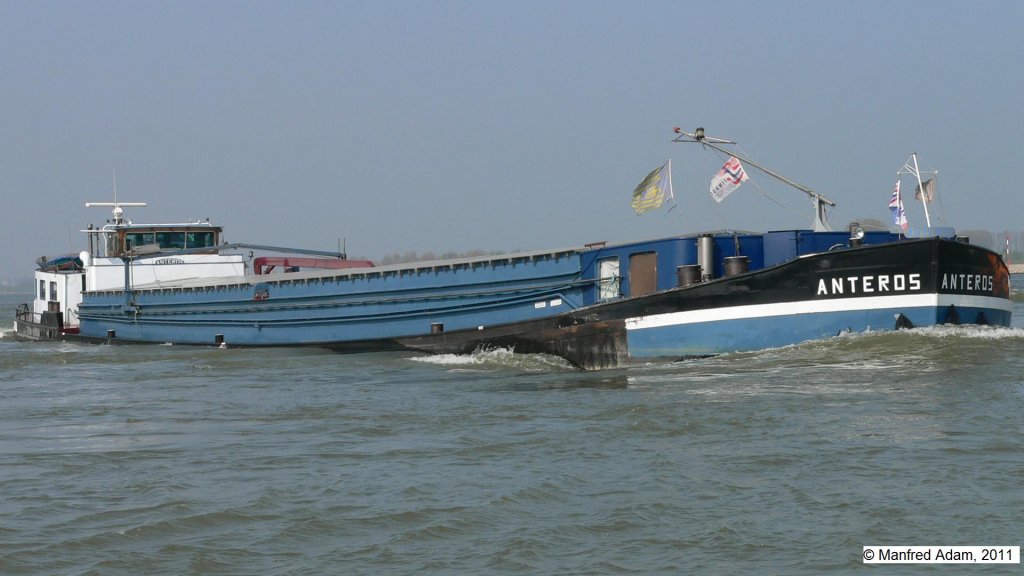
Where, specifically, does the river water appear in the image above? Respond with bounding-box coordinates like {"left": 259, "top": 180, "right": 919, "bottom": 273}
{"left": 2, "top": 280, "right": 1023, "bottom": 575}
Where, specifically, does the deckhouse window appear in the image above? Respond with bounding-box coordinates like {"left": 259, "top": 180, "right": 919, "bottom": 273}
{"left": 49, "top": 281, "right": 57, "bottom": 301}
{"left": 598, "top": 257, "right": 620, "bottom": 301}
{"left": 39, "top": 280, "right": 45, "bottom": 300}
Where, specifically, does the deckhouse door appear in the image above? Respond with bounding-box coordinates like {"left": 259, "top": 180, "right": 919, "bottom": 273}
{"left": 629, "top": 252, "right": 657, "bottom": 297}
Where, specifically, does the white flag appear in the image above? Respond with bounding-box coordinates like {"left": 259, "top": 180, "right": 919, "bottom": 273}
{"left": 710, "top": 157, "right": 749, "bottom": 203}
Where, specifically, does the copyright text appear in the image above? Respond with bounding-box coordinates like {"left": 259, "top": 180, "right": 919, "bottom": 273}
{"left": 863, "top": 546, "right": 1018, "bottom": 564}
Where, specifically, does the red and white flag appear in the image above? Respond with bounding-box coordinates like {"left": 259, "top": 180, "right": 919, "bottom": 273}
{"left": 709, "top": 157, "right": 749, "bottom": 203}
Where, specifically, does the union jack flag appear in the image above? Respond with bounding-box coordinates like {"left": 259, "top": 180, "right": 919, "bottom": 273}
{"left": 889, "top": 180, "right": 908, "bottom": 232}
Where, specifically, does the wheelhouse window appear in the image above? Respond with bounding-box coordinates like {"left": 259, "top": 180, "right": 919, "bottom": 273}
{"left": 39, "top": 280, "right": 45, "bottom": 300}
{"left": 105, "top": 233, "right": 119, "bottom": 257}
{"left": 49, "top": 281, "right": 57, "bottom": 302}
{"left": 122, "top": 229, "right": 217, "bottom": 252}
{"left": 106, "top": 226, "right": 221, "bottom": 256}
{"left": 186, "top": 231, "right": 215, "bottom": 248}
{"left": 124, "top": 232, "right": 156, "bottom": 251}
{"left": 155, "top": 232, "right": 186, "bottom": 250}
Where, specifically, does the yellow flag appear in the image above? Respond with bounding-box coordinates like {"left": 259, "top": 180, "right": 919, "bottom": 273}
{"left": 631, "top": 160, "right": 673, "bottom": 214}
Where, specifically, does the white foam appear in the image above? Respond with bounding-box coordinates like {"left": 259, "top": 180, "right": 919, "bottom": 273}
{"left": 412, "top": 353, "right": 487, "bottom": 366}
{"left": 905, "top": 323, "right": 1024, "bottom": 340}
{"left": 409, "top": 346, "right": 574, "bottom": 371}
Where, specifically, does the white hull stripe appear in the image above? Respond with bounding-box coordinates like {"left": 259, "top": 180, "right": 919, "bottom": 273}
{"left": 625, "top": 294, "right": 1012, "bottom": 331}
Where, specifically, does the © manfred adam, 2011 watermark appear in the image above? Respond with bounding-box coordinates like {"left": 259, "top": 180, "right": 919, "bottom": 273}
{"left": 863, "top": 546, "right": 1019, "bottom": 564}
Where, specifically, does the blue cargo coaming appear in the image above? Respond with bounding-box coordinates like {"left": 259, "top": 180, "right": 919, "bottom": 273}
{"left": 78, "top": 286, "right": 585, "bottom": 345}
{"left": 78, "top": 251, "right": 592, "bottom": 344}
{"left": 624, "top": 293, "right": 1014, "bottom": 358}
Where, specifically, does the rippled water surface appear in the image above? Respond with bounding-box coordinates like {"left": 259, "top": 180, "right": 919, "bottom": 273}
{"left": 2, "top": 282, "right": 1023, "bottom": 574}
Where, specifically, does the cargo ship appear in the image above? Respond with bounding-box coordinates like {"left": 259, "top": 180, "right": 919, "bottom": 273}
{"left": 15, "top": 128, "right": 1012, "bottom": 369}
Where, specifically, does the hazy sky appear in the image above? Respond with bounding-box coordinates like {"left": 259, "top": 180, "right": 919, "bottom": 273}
{"left": 2, "top": 0, "right": 1022, "bottom": 277}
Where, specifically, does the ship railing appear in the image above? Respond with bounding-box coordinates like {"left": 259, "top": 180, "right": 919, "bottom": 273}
{"left": 15, "top": 304, "right": 67, "bottom": 339}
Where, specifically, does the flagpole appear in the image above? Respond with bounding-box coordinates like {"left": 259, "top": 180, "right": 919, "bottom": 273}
{"left": 673, "top": 127, "right": 835, "bottom": 231}
{"left": 892, "top": 175, "right": 904, "bottom": 238}
{"left": 898, "top": 178, "right": 906, "bottom": 238}
{"left": 666, "top": 159, "right": 674, "bottom": 202}
{"left": 910, "top": 153, "right": 932, "bottom": 228}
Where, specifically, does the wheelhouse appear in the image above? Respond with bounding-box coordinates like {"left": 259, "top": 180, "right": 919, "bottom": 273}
{"left": 88, "top": 221, "right": 223, "bottom": 257}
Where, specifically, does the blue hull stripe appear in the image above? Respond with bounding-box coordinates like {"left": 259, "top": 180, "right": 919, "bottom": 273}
{"left": 625, "top": 294, "right": 1012, "bottom": 358}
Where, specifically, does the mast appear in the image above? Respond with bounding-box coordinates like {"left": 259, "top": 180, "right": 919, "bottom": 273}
{"left": 672, "top": 127, "right": 836, "bottom": 231}
{"left": 898, "top": 152, "right": 937, "bottom": 229}
{"left": 84, "top": 194, "right": 147, "bottom": 308}
{"left": 910, "top": 153, "right": 932, "bottom": 228}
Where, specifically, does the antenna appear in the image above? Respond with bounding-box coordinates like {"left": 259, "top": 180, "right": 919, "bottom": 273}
{"left": 85, "top": 201, "right": 148, "bottom": 223}
{"left": 86, "top": 171, "right": 147, "bottom": 223}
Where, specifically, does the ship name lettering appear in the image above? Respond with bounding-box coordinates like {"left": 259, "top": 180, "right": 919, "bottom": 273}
{"left": 940, "top": 273, "right": 992, "bottom": 293}
{"left": 816, "top": 273, "right": 921, "bottom": 296}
